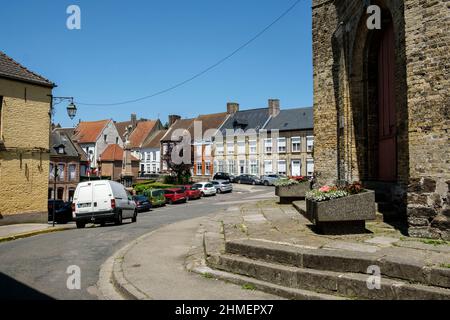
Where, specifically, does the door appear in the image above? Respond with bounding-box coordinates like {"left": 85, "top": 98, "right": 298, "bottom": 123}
{"left": 76, "top": 184, "right": 93, "bottom": 214}
{"left": 93, "top": 183, "right": 111, "bottom": 213}
{"left": 291, "top": 160, "right": 301, "bottom": 176}
{"left": 377, "top": 22, "right": 397, "bottom": 181}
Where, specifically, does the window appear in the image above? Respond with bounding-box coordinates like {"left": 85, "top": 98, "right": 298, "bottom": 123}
{"left": 249, "top": 140, "right": 257, "bottom": 154}
{"left": 307, "top": 159, "right": 314, "bottom": 177}
{"left": 278, "top": 160, "right": 287, "bottom": 175}
{"left": 278, "top": 137, "right": 286, "bottom": 153}
{"left": 58, "top": 164, "right": 65, "bottom": 181}
{"left": 291, "top": 160, "right": 301, "bottom": 176}
{"left": 152, "top": 164, "right": 157, "bottom": 173}
{"left": 239, "top": 160, "right": 246, "bottom": 174}
{"left": 307, "top": 136, "right": 314, "bottom": 152}
{"left": 205, "top": 145, "right": 211, "bottom": 158}
{"left": 292, "top": 137, "right": 301, "bottom": 152}
{"left": 57, "top": 146, "right": 65, "bottom": 154}
{"left": 49, "top": 163, "right": 55, "bottom": 180}
{"left": 116, "top": 137, "right": 119, "bottom": 144}
{"left": 205, "top": 161, "right": 211, "bottom": 176}
{"left": 68, "top": 164, "right": 77, "bottom": 181}
{"left": 218, "top": 160, "right": 225, "bottom": 172}
{"left": 216, "top": 143, "right": 224, "bottom": 155}
{"left": 68, "top": 189, "right": 75, "bottom": 202}
{"left": 227, "top": 142, "right": 234, "bottom": 155}
{"left": 104, "top": 134, "right": 107, "bottom": 142}
{"left": 57, "top": 188, "right": 64, "bottom": 200}
{"left": 196, "top": 161, "right": 203, "bottom": 176}
{"left": 238, "top": 140, "right": 245, "bottom": 154}
{"left": 196, "top": 145, "right": 202, "bottom": 157}
{"left": 250, "top": 160, "right": 259, "bottom": 175}
{"left": 264, "top": 160, "right": 273, "bottom": 174}
{"left": 228, "top": 160, "right": 235, "bottom": 175}
{"left": 264, "top": 139, "right": 272, "bottom": 153}
{"left": 146, "top": 164, "right": 151, "bottom": 173}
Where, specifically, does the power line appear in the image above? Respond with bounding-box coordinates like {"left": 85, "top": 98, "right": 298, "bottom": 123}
{"left": 76, "top": 0, "right": 302, "bottom": 107}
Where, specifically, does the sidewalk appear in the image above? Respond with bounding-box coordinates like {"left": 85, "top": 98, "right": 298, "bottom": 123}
{"left": 100, "top": 199, "right": 450, "bottom": 300}
{"left": 0, "top": 223, "right": 76, "bottom": 242}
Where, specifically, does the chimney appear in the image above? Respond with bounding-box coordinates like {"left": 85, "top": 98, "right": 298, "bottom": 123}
{"left": 168, "top": 115, "right": 181, "bottom": 127}
{"left": 268, "top": 99, "right": 280, "bottom": 117}
{"left": 227, "top": 102, "right": 239, "bottom": 114}
{"left": 131, "top": 113, "right": 137, "bottom": 129}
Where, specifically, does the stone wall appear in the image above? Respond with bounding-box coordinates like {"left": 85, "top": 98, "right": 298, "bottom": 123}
{"left": 0, "top": 78, "right": 52, "bottom": 225}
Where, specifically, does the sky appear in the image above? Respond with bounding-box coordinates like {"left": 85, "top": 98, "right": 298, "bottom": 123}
{"left": 0, "top": 0, "right": 313, "bottom": 127}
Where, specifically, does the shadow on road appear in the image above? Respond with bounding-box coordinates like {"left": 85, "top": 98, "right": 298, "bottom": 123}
{"left": 0, "top": 272, "right": 53, "bottom": 300}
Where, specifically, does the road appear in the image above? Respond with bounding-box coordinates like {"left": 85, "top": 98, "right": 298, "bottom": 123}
{"left": 0, "top": 185, "right": 273, "bottom": 300}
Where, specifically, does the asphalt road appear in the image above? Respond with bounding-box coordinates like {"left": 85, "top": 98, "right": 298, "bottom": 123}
{"left": 0, "top": 185, "right": 273, "bottom": 300}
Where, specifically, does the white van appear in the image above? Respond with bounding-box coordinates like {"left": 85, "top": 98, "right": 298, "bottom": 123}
{"left": 72, "top": 180, "right": 137, "bottom": 228}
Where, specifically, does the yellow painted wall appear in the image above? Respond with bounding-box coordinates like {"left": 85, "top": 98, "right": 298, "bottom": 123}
{"left": 0, "top": 78, "right": 52, "bottom": 221}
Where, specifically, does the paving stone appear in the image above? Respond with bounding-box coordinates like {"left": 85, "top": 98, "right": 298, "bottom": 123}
{"left": 323, "top": 241, "right": 380, "bottom": 253}
{"left": 364, "top": 236, "right": 400, "bottom": 247}
{"left": 243, "top": 214, "right": 267, "bottom": 223}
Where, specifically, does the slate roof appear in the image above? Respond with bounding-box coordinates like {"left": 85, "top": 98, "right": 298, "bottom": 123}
{"left": 50, "top": 130, "right": 80, "bottom": 158}
{"left": 53, "top": 128, "right": 88, "bottom": 161}
{"left": 142, "top": 130, "right": 168, "bottom": 149}
{"left": 100, "top": 144, "right": 139, "bottom": 162}
{"left": 0, "top": 51, "right": 55, "bottom": 87}
{"left": 128, "top": 120, "right": 159, "bottom": 148}
{"left": 73, "top": 120, "right": 110, "bottom": 144}
{"left": 161, "top": 118, "right": 195, "bottom": 142}
{"left": 264, "top": 107, "right": 313, "bottom": 131}
{"left": 219, "top": 108, "right": 270, "bottom": 134}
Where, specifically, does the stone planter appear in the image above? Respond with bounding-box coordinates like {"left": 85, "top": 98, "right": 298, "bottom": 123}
{"left": 275, "top": 183, "right": 311, "bottom": 204}
{"left": 305, "top": 190, "right": 376, "bottom": 234}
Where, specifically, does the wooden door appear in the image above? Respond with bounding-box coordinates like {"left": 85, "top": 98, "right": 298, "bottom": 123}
{"left": 377, "top": 22, "right": 397, "bottom": 181}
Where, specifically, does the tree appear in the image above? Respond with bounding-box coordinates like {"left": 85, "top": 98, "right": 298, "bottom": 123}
{"left": 162, "top": 142, "right": 192, "bottom": 184}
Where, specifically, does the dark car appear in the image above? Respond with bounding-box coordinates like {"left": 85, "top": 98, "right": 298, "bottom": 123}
{"left": 132, "top": 195, "right": 152, "bottom": 212}
{"left": 48, "top": 200, "right": 73, "bottom": 224}
{"left": 213, "top": 172, "right": 234, "bottom": 182}
{"left": 234, "top": 174, "right": 262, "bottom": 185}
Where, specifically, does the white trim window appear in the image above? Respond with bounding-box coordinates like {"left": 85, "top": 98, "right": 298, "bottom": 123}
{"left": 249, "top": 140, "right": 257, "bottom": 154}
{"left": 227, "top": 142, "right": 234, "bottom": 155}
{"left": 218, "top": 160, "right": 225, "bottom": 172}
{"left": 264, "top": 160, "right": 273, "bottom": 174}
{"left": 238, "top": 140, "right": 245, "bottom": 155}
{"left": 250, "top": 159, "right": 259, "bottom": 175}
{"left": 292, "top": 137, "right": 301, "bottom": 152}
{"left": 216, "top": 143, "right": 224, "bottom": 155}
{"left": 204, "top": 145, "right": 211, "bottom": 158}
{"left": 278, "top": 160, "right": 287, "bottom": 175}
{"left": 239, "top": 160, "right": 246, "bottom": 174}
{"left": 307, "top": 136, "right": 314, "bottom": 152}
{"left": 291, "top": 160, "right": 302, "bottom": 176}
{"left": 205, "top": 161, "right": 211, "bottom": 176}
{"left": 196, "top": 145, "right": 202, "bottom": 157}
{"left": 264, "top": 139, "right": 272, "bottom": 154}
{"left": 278, "top": 137, "right": 286, "bottom": 153}
{"left": 228, "top": 160, "right": 235, "bottom": 175}
{"left": 68, "top": 164, "right": 77, "bottom": 181}
{"left": 196, "top": 161, "right": 203, "bottom": 176}
{"left": 306, "top": 159, "right": 314, "bottom": 177}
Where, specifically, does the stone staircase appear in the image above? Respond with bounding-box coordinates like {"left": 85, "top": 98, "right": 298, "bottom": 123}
{"left": 205, "top": 238, "right": 450, "bottom": 300}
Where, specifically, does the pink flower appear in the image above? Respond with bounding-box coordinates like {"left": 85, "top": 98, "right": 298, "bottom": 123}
{"left": 319, "top": 186, "right": 331, "bottom": 192}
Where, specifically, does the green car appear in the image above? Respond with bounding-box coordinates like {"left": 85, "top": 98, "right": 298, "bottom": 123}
{"left": 143, "top": 189, "right": 166, "bottom": 207}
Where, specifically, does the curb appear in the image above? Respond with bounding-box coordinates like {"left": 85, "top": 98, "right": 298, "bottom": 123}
{"left": 0, "top": 226, "right": 74, "bottom": 243}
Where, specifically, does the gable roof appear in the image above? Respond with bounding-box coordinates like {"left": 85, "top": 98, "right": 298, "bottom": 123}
{"left": 50, "top": 131, "right": 80, "bottom": 157}
{"left": 128, "top": 120, "right": 158, "bottom": 148}
{"left": 219, "top": 108, "right": 270, "bottom": 134}
{"left": 114, "top": 121, "right": 132, "bottom": 140}
{"left": 73, "top": 120, "right": 110, "bottom": 144}
{"left": 188, "top": 112, "right": 229, "bottom": 138}
{"left": 0, "top": 51, "right": 55, "bottom": 88}
{"left": 53, "top": 128, "right": 88, "bottom": 161}
{"left": 99, "top": 144, "right": 139, "bottom": 162}
{"left": 142, "top": 129, "right": 168, "bottom": 148}
{"left": 264, "top": 107, "right": 313, "bottom": 131}
{"left": 161, "top": 118, "right": 195, "bottom": 142}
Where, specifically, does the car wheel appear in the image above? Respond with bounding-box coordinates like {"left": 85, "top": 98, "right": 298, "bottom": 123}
{"left": 132, "top": 210, "right": 137, "bottom": 223}
{"left": 252, "top": 181, "right": 256, "bottom": 185}
{"left": 217, "top": 189, "right": 222, "bottom": 194}
{"left": 100, "top": 220, "right": 106, "bottom": 227}
{"left": 169, "top": 199, "right": 173, "bottom": 205}
{"left": 76, "top": 221, "right": 86, "bottom": 229}
{"left": 201, "top": 192, "right": 205, "bottom": 197}
{"left": 264, "top": 181, "right": 269, "bottom": 186}
{"left": 238, "top": 180, "right": 242, "bottom": 184}
{"left": 115, "top": 211, "right": 123, "bottom": 225}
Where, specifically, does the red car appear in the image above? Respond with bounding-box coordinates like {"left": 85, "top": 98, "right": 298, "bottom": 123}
{"left": 163, "top": 188, "right": 187, "bottom": 204}
{"left": 179, "top": 185, "right": 202, "bottom": 200}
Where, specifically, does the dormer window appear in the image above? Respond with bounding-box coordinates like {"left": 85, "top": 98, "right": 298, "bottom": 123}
{"left": 58, "top": 147, "right": 65, "bottom": 154}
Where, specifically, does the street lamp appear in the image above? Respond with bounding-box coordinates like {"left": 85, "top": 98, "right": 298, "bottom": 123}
{"left": 67, "top": 101, "right": 77, "bottom": 120}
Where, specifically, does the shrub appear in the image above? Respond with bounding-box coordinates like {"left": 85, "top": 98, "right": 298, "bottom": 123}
{"left": 343, "top": 181, "right": 363, "bottom": 195}
{"left": 163, "top": 175, "right": 178, "bottom": 185}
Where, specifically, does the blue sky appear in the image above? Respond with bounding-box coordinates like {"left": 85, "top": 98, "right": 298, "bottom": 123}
{"left": 0, "top": 0, "right": 312, "bottom": 127}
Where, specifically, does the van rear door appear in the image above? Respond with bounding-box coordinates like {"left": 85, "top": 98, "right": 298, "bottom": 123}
{"left": 76, "top": 184, "right": 93, "bottom": 214}
{"left": 92, "top": 182, "right": 112, "bottom": 212}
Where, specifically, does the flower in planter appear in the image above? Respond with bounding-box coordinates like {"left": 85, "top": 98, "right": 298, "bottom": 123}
{"left": 306, "top": 186, "right": 348, "bottom": 202}
{"left": 290, "top": 176, "right": 309, "bottom": 183}
{"left": 274, "top": 178, "right": 299, "bottom": 187}
{"left": 343, "top": 181, "right": 363, "bottom": 194}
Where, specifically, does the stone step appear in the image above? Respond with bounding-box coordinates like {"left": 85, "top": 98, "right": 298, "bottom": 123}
{"left": 208, "top": 253, "right": 450, "bottom": 300}
{"left": 193, "top": 266, "right": 347, "bottom": 300}
{"left": 224, "top": 239, "right": 450, "bottom": 289}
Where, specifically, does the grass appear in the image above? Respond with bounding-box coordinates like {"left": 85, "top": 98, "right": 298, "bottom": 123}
{"left": 242, "top": 283, "right": 256, "bottom": 291}
{"left": 420, "top": 239, "right": 448, "bottom": 246}
{"left": 440, "top": 264, "right": 450, "bottom": 269}
{"left": 202, "top": 272, "right": 214, "bottom": 279}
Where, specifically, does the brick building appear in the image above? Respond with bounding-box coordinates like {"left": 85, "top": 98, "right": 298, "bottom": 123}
{"left": 98, "top": 144, "right": 139, "bottom": 182}
{"left": 312, "top": 0, "right": 449, "bottom": 239}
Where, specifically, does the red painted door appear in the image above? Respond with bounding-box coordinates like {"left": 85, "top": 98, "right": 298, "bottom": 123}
{"left": 377, "top": 22, "right": 397, "bottom": 181}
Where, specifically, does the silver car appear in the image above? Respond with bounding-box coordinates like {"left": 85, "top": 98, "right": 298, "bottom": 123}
{"left": 261, "top": 174, "right": 285, "bottom": 186}
{"left": 211, "top": 180, "right": 233, "bottom": 193}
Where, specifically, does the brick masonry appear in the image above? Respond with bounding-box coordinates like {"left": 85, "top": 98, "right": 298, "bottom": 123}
{"left": 312, "top": 0, "right": 449, "bottom": 239}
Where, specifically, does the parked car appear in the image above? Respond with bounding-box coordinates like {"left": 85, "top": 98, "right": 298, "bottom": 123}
{"left": 132, "top": 195, "right": 152, "bottom": 212}
{"left": 261, "top": 174, "right": 285, "bottom": 186}
{"left": 72, "top": 180, "right": 137, "bottom": 228}
{"left": 48, "top": 200, "right": 72, "bottom": 224}
{"left": 192, "top": 182, "right": 217, "bottom": 196}
{"left": 213, "top": 172, "right": 235, "bottom": 182}
{"left": 143, "top": 189, "right": 166, "bottom": 207}
{"left": 211, "top": 180, "right": 233, "bottom": 193}
{"left": 234, "top": 174, "right": 262, "bottom": 185}
{"left": 178, "top": 185, "right": 202, "bottom": 200}
{"left": 164, "top": 188, "right": 187, "bottom": 204}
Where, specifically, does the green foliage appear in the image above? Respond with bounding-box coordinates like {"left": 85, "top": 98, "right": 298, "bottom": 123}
{"left": 133, "top": 181, "right": 176, "bottom": 194}
{"left": 306, "top": 189, "right": 349, "bottom": 202}
{"left": 275, "top": 178, "right": 302, "bottom": 187}
{"left": 242, "top": 283, "right": 256, "bottom": 290}
{"left": 421, "top": 239, "right": 448, "bottom": 246}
